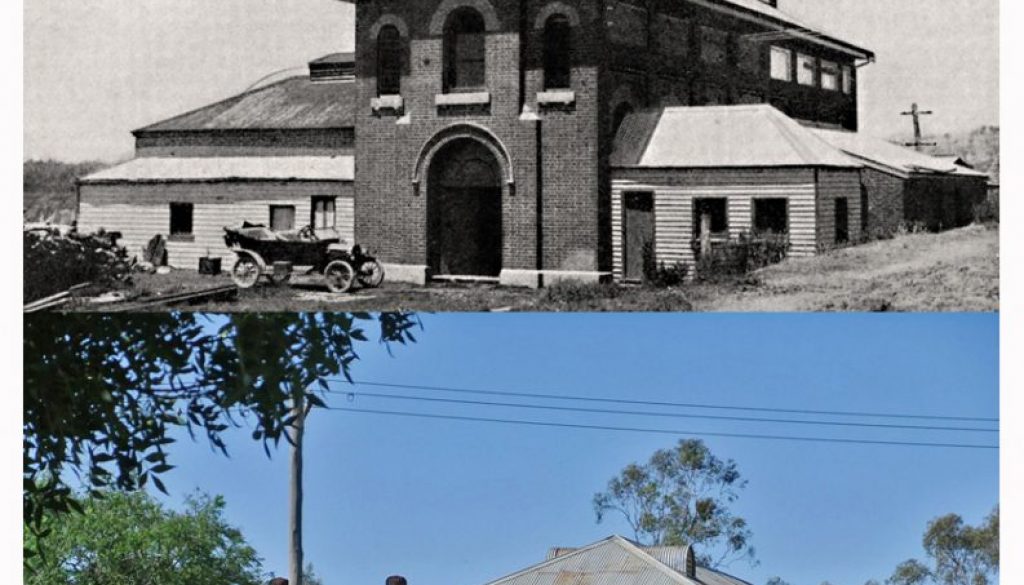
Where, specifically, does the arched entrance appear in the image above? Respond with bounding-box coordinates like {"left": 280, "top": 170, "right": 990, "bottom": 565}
{"left": 426, "top": 138, "right": 503, "bottom": 277}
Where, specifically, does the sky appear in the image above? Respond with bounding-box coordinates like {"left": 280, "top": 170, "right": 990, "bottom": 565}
{"left": 22, "top": 0, "right": 999, "bottom": 162}
{"left": 138, "top": 313, "right": 999, "bottom": 585}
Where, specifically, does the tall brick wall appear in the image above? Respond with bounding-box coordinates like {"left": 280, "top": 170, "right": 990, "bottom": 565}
{"left": 860, "top": 168, "right": 905, "bottom": 238}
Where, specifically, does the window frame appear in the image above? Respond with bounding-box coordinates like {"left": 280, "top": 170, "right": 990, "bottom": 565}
{"left": 542, "top": 14, "right": 573, "bottom": 90}
{"left": 693, "top": 198, "right": 729, "bottom": 238}
{"left": 841, "top": 65, "right": 854, "bottom": 95}
{"left": 169, "top": 202, "right": 194, "bottom": 241}
{"left": 376, "top": 25, "right": 403, "bottom": 97}
{"left": 769, "top": 46, "right": 793, "bottom": 82}
{"left": 796, "top": 53, "right": 816, "bottom": 86}
{"left": 270, "top": 205, "right": 297, "bottom": 232}
{"left": 820, "top": 59, "right": 839, "bottom": 91}
{"left": 753, "top": 198, "right": 789, "bottom": 235}
{"left": 311, "top": 196, "right": 337, "bottom": 231}
{"left": 443, "top": 8, "right": 487, "bottom": 93}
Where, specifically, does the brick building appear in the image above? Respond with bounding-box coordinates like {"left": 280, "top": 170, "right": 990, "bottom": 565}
{"left": 78, "top": 0, "right": 979, "bottom": 285}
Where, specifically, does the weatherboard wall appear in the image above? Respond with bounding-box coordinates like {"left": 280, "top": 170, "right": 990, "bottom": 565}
{"left": 610, "top": 167, "right": 824, "bottom": 280}
{"left": 78, "top": 181, "right": 354, "bottom": 270}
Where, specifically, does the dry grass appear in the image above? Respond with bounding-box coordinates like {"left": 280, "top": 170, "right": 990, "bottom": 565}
{"left": 69, "top": 224, "right": 998, "bottom": 313}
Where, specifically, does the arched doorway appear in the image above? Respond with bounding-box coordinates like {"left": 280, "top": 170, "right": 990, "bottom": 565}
{"left": 427, "top": 138, "right": 503, "bottom": 277}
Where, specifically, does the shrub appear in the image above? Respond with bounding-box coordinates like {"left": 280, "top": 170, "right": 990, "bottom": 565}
{"left": 543, "top": 280, "right": 621, "bottom": 305}
{"left": 24, "top": 229, "right": 132, "bottom": 303}
{"left": 693, "top": 233, "right": 790, "bottom": 280}
{"left": 642, "top": 241, "right": 688, "bottom": 288}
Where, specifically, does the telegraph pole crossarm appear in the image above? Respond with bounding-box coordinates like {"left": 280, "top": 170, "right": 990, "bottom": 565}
{"left": 901, "top": 103, "right": 937, "bottom": 151}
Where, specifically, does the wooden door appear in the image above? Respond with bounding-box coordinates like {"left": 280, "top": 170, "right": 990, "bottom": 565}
{"left": 623, "top": 192, "right": 654, "bottom": 281}
{"left": 835, "top": 198, "right": 849, "bottom": 244}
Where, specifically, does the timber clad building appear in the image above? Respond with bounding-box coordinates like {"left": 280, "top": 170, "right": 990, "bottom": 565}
{"left": 79, "top": 0, "right": 986, "bottom": 285}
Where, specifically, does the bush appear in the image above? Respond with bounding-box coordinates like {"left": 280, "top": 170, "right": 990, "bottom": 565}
{"left": 543, "top": 280, "right": 621, "bottom": 305}
{"left": 642, "top": 241, "right": 688, "bottom": 288}
{"left": 24, "top": 229, "right": 132, "bottom": 303}
{"left": 693, "top": 234, "right": 790, "bottom": 280}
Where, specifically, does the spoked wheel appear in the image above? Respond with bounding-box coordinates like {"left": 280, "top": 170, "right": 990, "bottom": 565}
{"left": 231, "top": 254, "right": 262, "bottom": 289}
{"left": 357, "top": 260, "right": 385, "bottom": 288}
{"left": 324, "top": 260, "right": 355, "bottom": 294}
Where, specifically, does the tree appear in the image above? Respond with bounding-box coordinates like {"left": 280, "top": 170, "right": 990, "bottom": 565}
{"left": 765, "top": 578, "right": 792, "bottom": 585}
{"left": 24, "top": 490, "right": 265, "bottom": 585}
{"left": 593, "top": 439, "right": 754, "bottom": 568}
{"left": 303, "top": 563, "right": 325, "bottom": 585}
{"left": 886, "top": 507, "right": 999, "bottom": 585}
{"left": 23, "top": 313, "right": 419, "bottom": 564}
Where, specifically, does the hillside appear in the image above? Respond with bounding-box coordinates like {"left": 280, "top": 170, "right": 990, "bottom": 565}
{"left": 23, "top": 160, "right": 107, "bottom": 223}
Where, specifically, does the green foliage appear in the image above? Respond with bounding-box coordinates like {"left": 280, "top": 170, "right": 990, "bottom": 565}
{"left": 303, "top": 563, "right": 325, "bottom": 585}
{"left": 24, "top": 490, "right": 264, "bottom": 585}
{"left": 593, "top": 439, "right": 754, "bottom": 568}
{"left": 886, "top": 507, "right": 999, "bottom": 585}
{"left": 23, "top": 313, "right": 419, "bottom": 566}
{"left": 23, "top": 230, "right": 131, "bottom": 303}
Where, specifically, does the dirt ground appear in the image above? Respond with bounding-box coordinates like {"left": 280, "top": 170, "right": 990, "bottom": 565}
{"left": 71, "top": 224, "right": 998, "bottom": 313}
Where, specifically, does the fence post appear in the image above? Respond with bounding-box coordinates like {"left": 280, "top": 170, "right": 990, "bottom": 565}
{"left": 700, "top": 213, "right": 712, "bottom": 257}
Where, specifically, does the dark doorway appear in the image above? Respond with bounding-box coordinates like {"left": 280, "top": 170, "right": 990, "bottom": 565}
{"left": 835, "top": 198, "right": 849, "bottom": 244}
{"left": 623, "top": 191, "right": 654, "bottom": 281}
{"left": 427, "top": 138, "right": 503, "bottom": 277}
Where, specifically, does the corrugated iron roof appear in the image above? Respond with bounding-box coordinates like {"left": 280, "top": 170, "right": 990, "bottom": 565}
{"left": 79, "top": 156, "right": 354, "bottom": 183}
{"left": 810, "top": 129, "right": 990, "bottom": 179}
{"left": 135, "top": 75, "right": 356, "bottom": 133}
{"left": 486, "top": 536, "right": 751, "bottom": 585}
{"left": 612, "top": 105, "right": 860, "bottom": 169}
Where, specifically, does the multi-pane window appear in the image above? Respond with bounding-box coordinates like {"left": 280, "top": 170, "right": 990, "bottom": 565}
{"left": 754, "top": 199, "right": 788, "bottom": 234}
{"left": 377, "top": 25, "right": 402, "bottom": 96}
{"left": 693, "top": 198, "right": 728, "bottom": 237}
{"left": 270, "top": 205, "right": 296, "bottom": 231}
{"left": 770, "top": 46, "right": 792, "bottom": 81}
{"left": 841, "top": 65, "right": 854, "bottom": 94}
{"left": 796, "top": 53, "right": 816, "bottom": 86}
{"left": 169, "top": 202, "right": 193, "bottom": 238}
{"left": 444, "top": 8, "right": 486, "bottom": 91}
{"left": 820, "top": 59, "right": 839, "bottom": 91}
{"left": 543, "top": 14, "right": 573, "bottom": 90}
{"left": 312, "top": 197, "right": 337, "bottom": 230}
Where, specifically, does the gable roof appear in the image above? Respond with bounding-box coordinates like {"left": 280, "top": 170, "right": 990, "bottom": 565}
{"left": 484, "top": 536, "right": 751, "bottom": 585}
{"left": 135, "top": 75, "right": 356, "bottom": 133}
{"left": 809, "top": 128, "right": 990, "bottom": 180}
{"left": 612, "top": 105, "right": 860, "bottom": 170}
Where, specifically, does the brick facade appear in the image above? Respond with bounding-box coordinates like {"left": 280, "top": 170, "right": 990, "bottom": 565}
{"left": 859, "top": 168, "right": 904, "bottom": 238}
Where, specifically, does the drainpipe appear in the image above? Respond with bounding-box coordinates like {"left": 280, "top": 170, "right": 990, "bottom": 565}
{"left": 535, "top": 117, "right": 544, "bottom": 287}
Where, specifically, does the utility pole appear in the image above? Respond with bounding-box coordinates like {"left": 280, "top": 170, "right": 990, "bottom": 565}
{"left": 901, "top": 103, "right": 937, "bottom": 151}
{"left": 289, "top": 390, "right": 307, "bottom": 585}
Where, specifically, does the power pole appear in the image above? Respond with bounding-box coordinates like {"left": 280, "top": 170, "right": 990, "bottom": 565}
{"left": 289, "top": 391, "right": 307, "bottom": 585}
{"left": 901, "top": 103, "right": 937, "bottom": 151}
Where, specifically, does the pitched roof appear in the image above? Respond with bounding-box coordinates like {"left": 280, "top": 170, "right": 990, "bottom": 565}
{"left": 79, "top": 156, "right": 354, "bottom": 183}
{"left": 809, "top": 129, "right": 990, "bottom": 179}
{"left": 135, "top": 75, "right": 356, "bottom": 133}
{"left": 686, "top": 0, "right": 872, "bottom": 59}
{"left": 484, "top": 536, "right": 751, "bottom": 585}
{"left": 612, "top": 105, "right": 860, "bottom": 169}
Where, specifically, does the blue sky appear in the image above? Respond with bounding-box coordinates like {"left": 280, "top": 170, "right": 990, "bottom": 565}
{"left": 146, "top": 313, "right": 998, "bottom": 585}
{"left": 23, "top": 0, "right": 998, "bottom": 161}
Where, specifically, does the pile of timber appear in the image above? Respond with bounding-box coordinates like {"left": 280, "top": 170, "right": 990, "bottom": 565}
{"left": 23, "top": 283, "right": 92, "bottom": 313}
{"left": 109, "top": 284, "right": 239, "bottom": 312}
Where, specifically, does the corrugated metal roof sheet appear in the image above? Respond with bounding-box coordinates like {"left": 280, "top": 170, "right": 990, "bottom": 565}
{"left": 79, "top": 156, "right": 354, "bottom": 183}
{"left": 612, "top": 105, "right": 860, "bottom": 169}
{"left": 135, "top": 75, "right": 356, "bottom": 133}
{"left": 810, "top": 129, "right": 990, "bottom": 179}
{"left": 487, "top": 536, "right": 751, "bottom": 585}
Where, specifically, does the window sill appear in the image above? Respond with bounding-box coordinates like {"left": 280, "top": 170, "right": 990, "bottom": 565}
{"left": 435, "top": 91, "right": 491, "bottom": 107}
{"left": 371, "top": 94, "right": 404, "bottom": 114}
{"left": 537, "top": 90, "right": 575, "bottom": 106}
{"left": 168, "top": 234, "right": 195, "bottom": 243}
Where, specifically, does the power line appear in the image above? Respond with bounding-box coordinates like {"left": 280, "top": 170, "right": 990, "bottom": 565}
{"left": 331, "top": 380, "right": 998, "bottom": 424}
{"left": 329, "top": 389, "right": 997, "bottom": 433}
{"left": 325, "top": 406, "right": 999, "bottom": 451}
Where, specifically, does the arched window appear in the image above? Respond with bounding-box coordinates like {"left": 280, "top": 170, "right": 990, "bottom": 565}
{"left": 543, "top": 14, "right": 572, "bottom": 90}
{"left": 377, "top": 25, "right": 403, "bottom": 96}
{"left": 612, "top": 102, "right": 634, "bottom": 138}
{"left": 444, "top": 8, "right": 487, "bottom": 92}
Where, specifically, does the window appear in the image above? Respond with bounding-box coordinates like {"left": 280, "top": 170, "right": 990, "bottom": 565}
{"left": 841, "top": 65, "right": 854, "bottom": 94}
{"left": 444, "top": 8, "right": 486, "bottom": 92}
{"left": 312, "top": 196, "right": 337, "bottom": 230}
{"left": 770, "top": 46, "right": 792, "bottom": 81}
{"left": 377, "top": 25, "right": 403, "bottom": 96}
{"left": 693, "top": 198, "right": 728, "bottom": 237}
{"left": 796, "top": 53, "right": 816, "bottom": 86}
{"left": 270, "top": 205, "right": 296, "bottom": 231}
{"left": 543, "top": 14, "right": 573, "bottom": 90}
{"left": 169, "top": 202, "right": 193, "bottom": 239}
{"left": 820, "top": 59, "right": 839, "bottom": 91}
{"left": 754, "top": 198, "right": 788, "bottom": 234}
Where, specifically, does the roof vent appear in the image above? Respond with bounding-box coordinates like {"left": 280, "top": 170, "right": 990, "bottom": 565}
{"left": 309, "top": 52, "right": 356, "bottom": 82}
{"left": 387, "top": 576, "right": 408, "bottom": 585}
{"left": 683, "top": 545, "right": 696, "bottom": 579}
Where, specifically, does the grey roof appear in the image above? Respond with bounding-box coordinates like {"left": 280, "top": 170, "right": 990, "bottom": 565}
{"left": 612, "top": 105, "right": 860, "bottom": 169}
{"left": 135, "top": 75, "right": 356, "bottom": 133}
{"left": 810, "top": 128, "right": 990, "bottom": 179}
{"left": 79, "top": 156, "right": 354, "bottom": 184}
{"left": 484, "top": 536, "right": 751, "bottom": 585}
